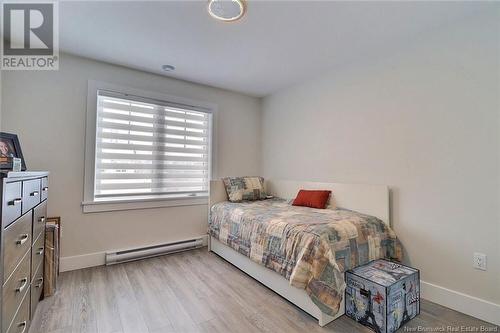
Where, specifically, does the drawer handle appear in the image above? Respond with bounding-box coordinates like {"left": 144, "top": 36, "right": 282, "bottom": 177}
{"left": 30, "top": 191, "right": 40, "bottom": 197}
{"left": 17, "top": 321, "right": 27, "bottom": 333}
{"left": 8, "top": 198, "right": 22, "bottom": 206}
{"left": 35, "top": 277, "right": 44, "bottom": 288}
{"left": 16, "top": 234, "right": 29, "bottom": 245}
{"left": 42, "top": 186, "right": 48, "bottom": 192}
{"left": 38, "top": 216, "right": 46, "bottom": 223}
{"left": 16, "top": 277, "right": 28, "bottom": 293}
{"left": 36, "top": 247, "right": 44, "bottom": 255}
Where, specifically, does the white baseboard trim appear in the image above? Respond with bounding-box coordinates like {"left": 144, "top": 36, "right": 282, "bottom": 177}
{"left": 60, "top": 235, "right": 209, "bottom": 272}
{"left": 421, "top": 280, "right": 500, "bottom": 326}
{"left": 60, "top": 251, "right": 105, "bottom": 272}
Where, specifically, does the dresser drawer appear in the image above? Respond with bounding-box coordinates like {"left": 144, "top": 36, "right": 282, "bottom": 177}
{"left": 2, "top": 251, "right": 30, "bottom": 333}
{"left": 5, "top": 290, "right": 29, "bottom": 333}
{"left": 2, "top": 182, "right": 22, "bottom": 228}
{"left": 31, "top": 233, "right": 45, "bottom": 280}
{"left": 3, "top": 212, "right": 32, "bottom": 282}
{"left": 32, "top": 200, "right": 47, "bottom": 244}
{"left": 21, "top": 179, "right": 41, "bottom": 214}
{"left": 30, "top": 265, "right": 43, "bottom": 318}
{"left": 41, "top": 177, "right": 48, "bottom": 202}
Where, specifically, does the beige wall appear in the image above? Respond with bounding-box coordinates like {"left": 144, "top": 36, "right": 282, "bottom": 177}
{"left": 1, "top": 53, "right": 261, "bottom": 265}
{"left": 0, "top": 70, "right": 2, "bottom": 128}
{"left": 262, "top": 13, "right": 500, "bottom": 305}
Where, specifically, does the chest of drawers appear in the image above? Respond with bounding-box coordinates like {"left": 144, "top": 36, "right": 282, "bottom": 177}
{"left": 0, "top": 172, "right": 49, "bottom": 333}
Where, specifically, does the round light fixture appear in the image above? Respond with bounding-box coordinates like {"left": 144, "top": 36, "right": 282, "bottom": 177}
{"left": 162, "top": 64, "right": 175, "bottom": 72}
{"left": 207, "top": 0, "right": 246, "bottom": 22}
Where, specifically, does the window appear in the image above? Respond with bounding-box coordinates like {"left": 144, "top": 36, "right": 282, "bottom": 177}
{"left": 83, "top": 82, "right": 214, "bottom": 213}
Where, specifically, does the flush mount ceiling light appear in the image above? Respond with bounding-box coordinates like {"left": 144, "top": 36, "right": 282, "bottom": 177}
{"left": 207, "top": 0, "right": 246, "bottom": 22}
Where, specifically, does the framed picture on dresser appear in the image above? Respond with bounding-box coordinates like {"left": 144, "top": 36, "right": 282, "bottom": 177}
{"left": 0, "top": 132, "right": 27, "bottom": 171}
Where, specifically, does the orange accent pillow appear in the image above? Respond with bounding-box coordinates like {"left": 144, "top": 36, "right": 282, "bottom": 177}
{"left": 292, "top": 190, "right": 331, "bottom": 209}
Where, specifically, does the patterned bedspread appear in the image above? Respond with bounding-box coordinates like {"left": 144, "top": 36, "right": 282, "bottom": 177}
{"left": 209, "top": 199, "right": 402, "bottom": 316}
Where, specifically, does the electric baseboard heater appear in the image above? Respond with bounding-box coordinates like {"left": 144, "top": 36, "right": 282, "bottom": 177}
{"left": 105, "top": 237, "right": 204, "bottom": 265}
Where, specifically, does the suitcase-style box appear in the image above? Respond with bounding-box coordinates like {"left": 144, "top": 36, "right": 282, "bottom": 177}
{"left": 345, "top": 259, "right": 420, "bottom": 333}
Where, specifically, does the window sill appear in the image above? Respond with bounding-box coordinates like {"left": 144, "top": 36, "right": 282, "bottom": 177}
{"left": 82, "top": 195, "right": 208, "bottom": 213}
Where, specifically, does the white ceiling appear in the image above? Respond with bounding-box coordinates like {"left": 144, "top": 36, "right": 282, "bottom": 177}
{"left": 59, "top": 1, "right": 491, "bottom": 97}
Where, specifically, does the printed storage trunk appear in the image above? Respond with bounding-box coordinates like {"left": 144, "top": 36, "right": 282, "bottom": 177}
{"left": 345, "top": 259, "right": 420, "bottom": 333}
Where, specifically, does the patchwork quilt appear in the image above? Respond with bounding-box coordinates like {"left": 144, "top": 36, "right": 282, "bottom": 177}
{"left": 209, "top": 199, "right": 402, "bottom": 316}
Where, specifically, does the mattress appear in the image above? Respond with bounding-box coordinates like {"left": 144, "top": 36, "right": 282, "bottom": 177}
{"left": 209, "top": 198, "right": 402, "bottom": 316}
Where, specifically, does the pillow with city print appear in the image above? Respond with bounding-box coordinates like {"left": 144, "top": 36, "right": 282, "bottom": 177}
{"left": 222, "top": 176, "right": 266, "bottom": 202}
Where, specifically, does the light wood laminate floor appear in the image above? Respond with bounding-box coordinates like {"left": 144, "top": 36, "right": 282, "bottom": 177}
{"left": 29, "top": 248, "right": 497, "bottom": 333}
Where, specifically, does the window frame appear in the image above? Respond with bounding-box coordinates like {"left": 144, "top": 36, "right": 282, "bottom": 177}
{"left": 82, "top": 80, "right": 217, "bottom": 213}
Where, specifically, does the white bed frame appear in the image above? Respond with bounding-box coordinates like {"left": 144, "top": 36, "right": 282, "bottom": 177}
{"left": 208, "top": 179, "right": 390, "bottom": 326}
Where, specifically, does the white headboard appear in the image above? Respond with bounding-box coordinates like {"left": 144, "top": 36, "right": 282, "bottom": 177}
{"left": 210, "top": 179, "right": 390, "bottom": 226}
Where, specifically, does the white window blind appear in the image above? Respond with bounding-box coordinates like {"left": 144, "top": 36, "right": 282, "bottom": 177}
{"left": 94, "top": 90, "right": 211, "bottom": 201}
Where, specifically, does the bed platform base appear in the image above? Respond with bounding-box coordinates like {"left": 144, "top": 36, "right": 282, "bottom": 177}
{"left": 209, "top": 236, "right": 343, "bottom": 327}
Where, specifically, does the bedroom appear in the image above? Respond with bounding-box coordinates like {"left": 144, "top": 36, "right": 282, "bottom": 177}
{"left": 0, "top": 1, "right": 498, "bottom": 332}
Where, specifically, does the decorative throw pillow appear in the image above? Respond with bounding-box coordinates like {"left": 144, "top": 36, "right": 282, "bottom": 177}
{"left": 292, "top": 190, "right": 331, "bottom": 209}
{"left": 222, "top": 176, "right": 266, "bottom": 202}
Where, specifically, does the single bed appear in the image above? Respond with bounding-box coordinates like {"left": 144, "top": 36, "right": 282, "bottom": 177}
{"left": 208, "top": 179, "right": 401, "bottom": 326}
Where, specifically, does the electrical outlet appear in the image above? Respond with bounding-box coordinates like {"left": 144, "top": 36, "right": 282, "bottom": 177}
{"left": 473, "top": 253, "right": 487, "bottom": 271}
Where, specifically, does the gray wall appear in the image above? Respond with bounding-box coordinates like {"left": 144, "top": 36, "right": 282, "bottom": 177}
{"left": 1, "top": 53, "right": 261, "bottom": 268}
{"left": 262, "top": 13, "right": 499, "bottom": 304}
